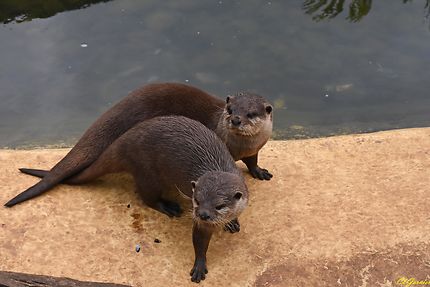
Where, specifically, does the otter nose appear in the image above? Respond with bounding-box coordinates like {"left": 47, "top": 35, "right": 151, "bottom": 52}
{"left": 231, "top": 116, "right": 241, "bottom": 126}
{"left": 198, "top": 211, "right": 210, "bottom": 221}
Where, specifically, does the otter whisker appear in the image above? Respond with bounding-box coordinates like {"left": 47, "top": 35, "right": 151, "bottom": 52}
{"left": 175, "top": 184, "right": 191, "bottom": 200}
{"left": 213, "top": 104, "right": 226, "bottom": 112}
{"left": 182, "top": 210, "right": 194, "bottom": 219}
{"left": 213, "top": 220, "right": 222, "bottom": 228}
{"left": 214, "top": 218, "right": 228, "bottom": 228}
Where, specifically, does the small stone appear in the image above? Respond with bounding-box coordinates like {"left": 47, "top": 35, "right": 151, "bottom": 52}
{"left": 135, "top": 244, "right": 141, "bottom": 252}
{"left": 154, "top": 239, "right": 161, "bottom": 243}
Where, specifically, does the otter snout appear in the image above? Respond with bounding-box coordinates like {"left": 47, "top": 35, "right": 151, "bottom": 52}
{"left": 231, "top": 116, "right": 241, "bottom": 126}
{"left": 198, "top": 210, "right": 211, "bottom": 221}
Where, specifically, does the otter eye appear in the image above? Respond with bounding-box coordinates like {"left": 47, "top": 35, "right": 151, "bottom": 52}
{"left": 226, "top": 106, "right": 232, "bottom": 115}
{"left": 247, "top": 112, "right": 258, "bottom": 119}
{"left": 215, "top": 204, "right": 226, "bottom": 210}
{"left": 234, "top": 192, "right": 242, "bottom": 200}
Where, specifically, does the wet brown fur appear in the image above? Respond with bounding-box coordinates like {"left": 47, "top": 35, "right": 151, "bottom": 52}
{"left": 25, "top": 116, "right": 250, "bottom": 282}
{"left": 5, "top": 82, "right": 271, "bottom": 207}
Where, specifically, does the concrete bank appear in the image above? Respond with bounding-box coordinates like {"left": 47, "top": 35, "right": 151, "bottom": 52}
{"left": 1, "top": 128, "right": 429, "bottom": 286}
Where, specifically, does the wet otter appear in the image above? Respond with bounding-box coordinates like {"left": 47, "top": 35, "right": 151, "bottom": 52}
{"left": 5, "top": 83, "right": 271, "bottom": 207}
{"left": 16, "top": 116, "right": 250, "bottom": 283}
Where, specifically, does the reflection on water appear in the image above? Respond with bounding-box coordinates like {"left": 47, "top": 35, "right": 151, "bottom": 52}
{"left": 0, "top": 0, "right": 111, "bottom": 24}
{"left": 303, "top": 0, "right": 372, "bottom": 22}
{"left": 0, "top": 0, "right": 429, "bottom": 148}
{"left": 304, "top": 0, "right": 430, "bottom": 22}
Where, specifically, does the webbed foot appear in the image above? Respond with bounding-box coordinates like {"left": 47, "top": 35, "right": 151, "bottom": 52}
{"left": 249, "top": 166, "right": 273, "bottom": 180}
{"left": 190, "top": 259, "right": 208, "bottom": 283}
{"left": 224, "top": 218, "right": 240, "bottom": 233}
{"left": 157, "top": 200, "right": 182, "bottom": 217}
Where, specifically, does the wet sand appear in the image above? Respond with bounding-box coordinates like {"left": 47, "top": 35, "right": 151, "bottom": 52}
{"left": 1, "top": 128, "right": 429, "bottom": 286}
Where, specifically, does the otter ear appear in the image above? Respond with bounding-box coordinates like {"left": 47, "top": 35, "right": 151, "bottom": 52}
{"left": 234, "top": 192, "right": 242, "bottom": 200}
{"left": 265, "top": 105, "right": 273, "bottom": 114}
{"left": 191, "top": 181, "right": 196, "bottom": 192}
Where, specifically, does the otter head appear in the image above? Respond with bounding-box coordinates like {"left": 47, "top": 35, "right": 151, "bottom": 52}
{"left": 191, "top": 171, "right": 248, "bottom": 227}
{"left": 222, "top": 92, "right": 273, "bottom": 137}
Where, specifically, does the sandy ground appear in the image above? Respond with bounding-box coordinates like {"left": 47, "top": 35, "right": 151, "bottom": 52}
{"left": 0, "top": 128, "right": 429, "bottom": 287}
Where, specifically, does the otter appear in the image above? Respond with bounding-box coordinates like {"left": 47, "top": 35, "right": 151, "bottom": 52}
{"left": 5, "top": 83, "right": 272, "bottom": 207}
{"left": 17, "top": 116, "right": 250, "bottom": 283}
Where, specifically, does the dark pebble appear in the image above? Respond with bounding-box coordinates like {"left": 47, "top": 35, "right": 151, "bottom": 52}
{"left": 135, "top": 244, "right": 141, "bottom": 252}
{"left": 154, "top": 239, "right": 161, "bottom": 243}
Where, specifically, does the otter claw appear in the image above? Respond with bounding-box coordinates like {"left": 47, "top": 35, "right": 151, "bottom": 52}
{"left": 250, "top": 167, "right": 273, "bottom": 180}
{"left": 190, "top": 261, "right": 208, "bottom": 283}
{"left": 224, "top": 219, "right": 240, "bottom": 233}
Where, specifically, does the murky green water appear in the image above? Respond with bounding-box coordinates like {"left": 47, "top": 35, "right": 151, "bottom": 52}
{"left": 1, "top": 0, "right": 429, "bottom": 148}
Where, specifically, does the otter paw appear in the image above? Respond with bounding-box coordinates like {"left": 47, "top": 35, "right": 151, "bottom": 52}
{"left": 158, "top": 200, "right": 182, "bottom": 217}
{"left": 249, "top": 166, "right": 273, "bottom": 180}
{"left": 224, "top": 218, "right": 240, "bottom": 233}
{"left": 190, "top": 260, "right": 208, "bottom": 283}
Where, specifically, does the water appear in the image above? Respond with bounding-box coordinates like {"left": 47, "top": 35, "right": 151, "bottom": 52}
{"left": 0, "top": 0, "right": 429, "bottom": 148}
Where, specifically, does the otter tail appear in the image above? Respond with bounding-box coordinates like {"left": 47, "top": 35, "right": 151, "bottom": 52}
{"left": 4, "top": 173, "right": 65, "bottom": 207}
{"left": 6, "top": 143, "right": 123, "bottom": 207}
{"left": 5, "top": 158, "right": 92, "bottom": 207}
{"left": 5, "top": 166, "right": 101, "bottom": 207}
{"left": 5, "top": 164, "right": 102, "bottom": 207}
{"left": 19, "top": 168, "right": 49, "bottom": 178}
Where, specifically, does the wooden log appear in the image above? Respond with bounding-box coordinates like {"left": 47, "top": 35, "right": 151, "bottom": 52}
{"left": 0, "top": 271, "right": 131, "bottom": 287}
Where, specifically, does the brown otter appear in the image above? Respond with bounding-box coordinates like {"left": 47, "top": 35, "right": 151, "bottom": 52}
{"left": 5, "top": 82, "right": 272, "bottom": 207}
{"left": 18, "top": 116, "right": 250, "bottom": 283}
